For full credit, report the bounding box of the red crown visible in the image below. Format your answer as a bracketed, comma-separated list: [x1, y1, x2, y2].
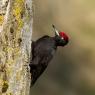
[59, 32, 69, 41]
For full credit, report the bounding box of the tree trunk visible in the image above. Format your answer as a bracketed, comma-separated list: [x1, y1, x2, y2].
[0, 0, 33, 95]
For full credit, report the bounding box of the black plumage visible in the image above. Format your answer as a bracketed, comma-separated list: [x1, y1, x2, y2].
[29, 25, 69, 86]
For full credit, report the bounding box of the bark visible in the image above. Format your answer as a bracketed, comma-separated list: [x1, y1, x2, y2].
[0, 0, 33, 95]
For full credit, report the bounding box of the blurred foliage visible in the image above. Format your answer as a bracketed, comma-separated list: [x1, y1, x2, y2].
[30, 0, 95, 95]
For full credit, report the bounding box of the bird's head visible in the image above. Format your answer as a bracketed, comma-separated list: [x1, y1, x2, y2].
[52, 25, 69, 46]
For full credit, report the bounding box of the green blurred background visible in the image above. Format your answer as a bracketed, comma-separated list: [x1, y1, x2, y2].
[30, 0, 95, 95]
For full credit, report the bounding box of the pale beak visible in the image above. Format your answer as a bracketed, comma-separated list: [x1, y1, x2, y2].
[52, 24, 59, 36]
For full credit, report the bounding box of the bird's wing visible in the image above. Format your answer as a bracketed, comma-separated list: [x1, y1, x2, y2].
[29, 56, 40, 68]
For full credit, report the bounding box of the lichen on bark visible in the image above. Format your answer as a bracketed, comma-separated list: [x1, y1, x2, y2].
[0, 0, 33, 95]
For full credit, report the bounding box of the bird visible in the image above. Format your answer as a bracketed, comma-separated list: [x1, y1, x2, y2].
[29, 25, 69, 86]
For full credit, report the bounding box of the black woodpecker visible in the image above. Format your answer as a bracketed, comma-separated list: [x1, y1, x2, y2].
[29, 25, 69, 86]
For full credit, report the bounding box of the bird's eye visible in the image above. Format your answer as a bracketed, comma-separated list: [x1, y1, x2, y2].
[61, 37, 64, 40]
